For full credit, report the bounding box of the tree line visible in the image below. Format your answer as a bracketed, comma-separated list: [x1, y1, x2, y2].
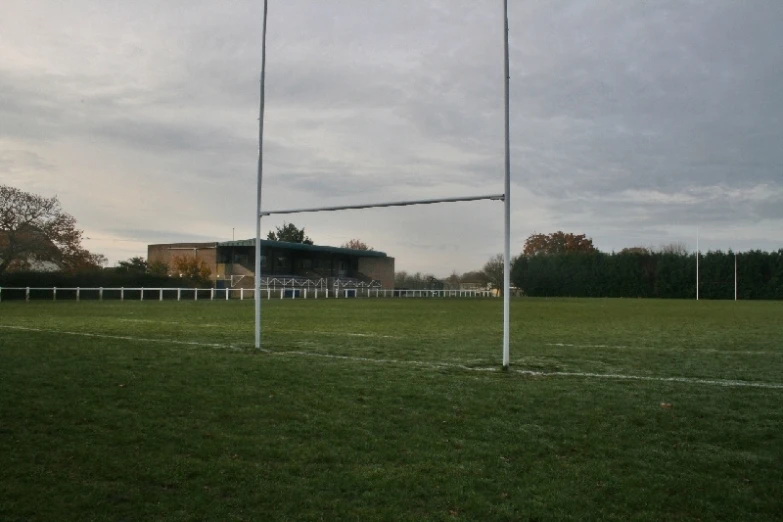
[509, 232, 782, 299]
[512, 248, 783, 299]
[4, 185, 781, 299]
[396, 232, 781, 300]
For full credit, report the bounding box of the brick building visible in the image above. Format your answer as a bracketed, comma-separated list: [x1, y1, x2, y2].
[147, 239, 395, 289]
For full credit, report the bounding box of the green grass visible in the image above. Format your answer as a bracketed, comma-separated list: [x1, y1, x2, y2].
[1, 298, 782, 521]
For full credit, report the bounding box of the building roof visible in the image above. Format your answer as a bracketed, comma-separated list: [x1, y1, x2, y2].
[218, 239, 388, 258]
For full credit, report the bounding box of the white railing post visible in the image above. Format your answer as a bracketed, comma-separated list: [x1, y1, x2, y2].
[226, 288, 230, 300]
[280, 288, 284, 299]
[121, 287, 124, 301]
[159, 288, 163, 301]
[76, 287, 80, 302]
[210, 288, 215, 301]
[26, 287, 30, 302]
[140, 288, 144, 301]
[177, 288, 181, 301]
[241, 288, 244, 300]
[194, 288, 198, 301]
[99, 287, 103, 301]
[53, 287, 57, 301]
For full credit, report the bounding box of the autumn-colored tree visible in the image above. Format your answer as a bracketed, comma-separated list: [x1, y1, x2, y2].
[0, 185, 105, 274]
[173, 255, 212, 286]
[341, 239, 373, 251]
[267, 222, 314, 244]
[522, 231, 597, 256]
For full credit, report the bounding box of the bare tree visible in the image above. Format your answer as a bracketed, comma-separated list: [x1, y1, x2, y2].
[0, 185, 104, 274]
[443, 270, 461, 289]
[482, 253, 505, 294]
[657, 242, 689, 255]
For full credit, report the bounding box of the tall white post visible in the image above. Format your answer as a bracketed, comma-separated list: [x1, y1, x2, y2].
[255, 0, 269, 350]
[734, 253, 738, 301]
[696, 227, 699, 301]
[502, 0, 511, 369]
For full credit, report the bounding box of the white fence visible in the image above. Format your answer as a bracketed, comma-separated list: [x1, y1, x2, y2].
[0, 286, 493, 302]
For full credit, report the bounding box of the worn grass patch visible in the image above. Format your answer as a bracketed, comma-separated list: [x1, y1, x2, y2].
[1, 298, 782, 521]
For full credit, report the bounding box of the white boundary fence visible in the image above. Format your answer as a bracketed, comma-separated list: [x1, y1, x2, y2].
[0, 286, 493, 302]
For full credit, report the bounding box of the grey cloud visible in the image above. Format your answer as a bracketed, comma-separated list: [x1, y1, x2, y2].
[507, 0, 783, 200]
[0, 149, 53, 174]
[107, 228, 219, 245]
[88, 117, 253, 155]
[553, 184, 783, 238]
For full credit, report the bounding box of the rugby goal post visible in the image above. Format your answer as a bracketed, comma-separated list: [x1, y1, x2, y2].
[254, 0, 513, 369]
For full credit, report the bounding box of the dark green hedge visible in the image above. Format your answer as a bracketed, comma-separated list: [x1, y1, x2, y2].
[511, 250, 783, 300]
[0, 270, 180, 289]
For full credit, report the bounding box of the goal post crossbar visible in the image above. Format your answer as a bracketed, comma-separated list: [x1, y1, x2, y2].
[259, 194, 505, 217]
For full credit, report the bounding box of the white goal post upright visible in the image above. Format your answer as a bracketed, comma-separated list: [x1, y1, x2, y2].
[254, 0, 268, 350]
[696, 227, 700, 301]
[734, 252, 738, 301]
[254, 1, 513, 368]
[502, 0, 511, 369]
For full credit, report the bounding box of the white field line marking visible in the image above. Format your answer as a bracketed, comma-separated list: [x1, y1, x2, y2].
[273, 349, 498, 373]
[277, 330, 401, 339]
[546, 342, 780, 356]
[116, 318, 222, 328]
[270, 350, 783, 389]
[2, 325, 782, 390]
[507, 369, 783, 389]
[548, 342, 629, 349]
[0, 325, 252, 352]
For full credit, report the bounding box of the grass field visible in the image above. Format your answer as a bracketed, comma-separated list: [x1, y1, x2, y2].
[1, 298, 782, 521]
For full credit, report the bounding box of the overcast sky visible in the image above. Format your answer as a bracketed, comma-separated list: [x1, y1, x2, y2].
[2, 0, 782, 275]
